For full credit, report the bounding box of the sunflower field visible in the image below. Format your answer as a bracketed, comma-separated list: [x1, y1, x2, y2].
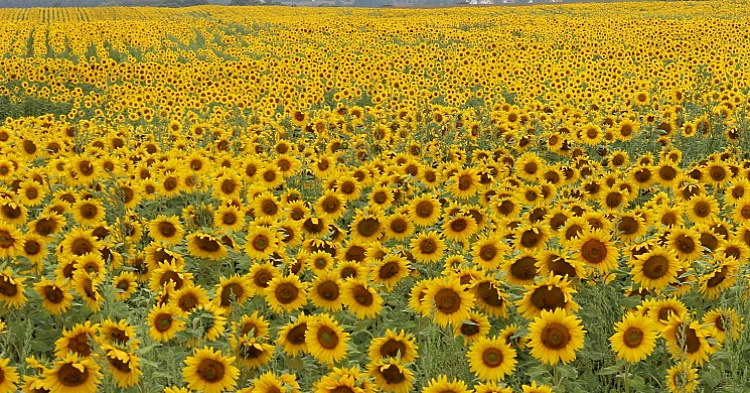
[0, 2, 749, 393]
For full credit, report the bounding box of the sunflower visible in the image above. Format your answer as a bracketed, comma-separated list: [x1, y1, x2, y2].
[368, 185, 395, 210]
[666, 227, 702, 262]
[315, 190, 347, 221]
[498, 253, 535, 285]
[528, 308, 586, 365]
[515, 152, 544, 182]
[471, 278, 509, 318]
[42, 354, 103, 393]
[685, 195, 719, 224]
[246, 262, 280, 296]
[0, 221, 23, 259]
[665, 361, 700, 393]
[703, 308, 742, 343]
[454, 311, 491, 345]
[231, 336, 275, 370]
[615, 212, 647, 243]
[59, 227, 102, 258]
[443, 214, 478, 243]
[698, 257, 737, 300]
[98, 319, 139, 349]
[368, 359, 414, 393]
[536, 249, 586, 280]
[567, 229, 619, 273]
[0, 358, 18, 393]
[102, 345, 142, 388]
[423, 375, 472, 393]
[306, 313, 350, 365]
[384, 212, 415, 241]
[663, 314, 714, 365]
[277, 314, 310, 357]
[112, 271, 138, 301]
[647, 297, 688, 329]
[609, 312, 658, 363]
[341, 279, 383, 319]
[215, 274, 251, 309]
[147, 303, 186, 342]
[213, 204, 246, 232]
[250, 372, 301, 393]
[187, 303, 228, 342]
[630, 246, 680, 290]
[516, 274, 579, 319]
[521, 381, 555, 393]
[408, 194, 442, 228]
[186, 232, 227, 261]
[264, 275, 308, 314]
[424, 276, 474, 329]
[27, 212, 66, 238]
[410, 231, 446, 263]
[251, 192, 283, 222]
[244, 225, 280, 262]
[350, 210, 384, 244]
[449, 168, 481, 200]
[467, 336, 517, 382]
[0, 201, 27, 226]
[0, 268, 26, 309]
[233, 311, 270, 341]
[70, 199, 105, 228]
[149, 260, 193, 293]
[17, 179, 46, 206]
[183, 347, 239, 393]
[368, 329, 419, 363]
[473, 381, 513, 393]
[370, 254, 410, 291]
[314, 366, 374, 393]
[34, 278, 73, 316]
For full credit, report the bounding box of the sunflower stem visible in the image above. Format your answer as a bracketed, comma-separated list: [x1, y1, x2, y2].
[623, 362, 631, 393]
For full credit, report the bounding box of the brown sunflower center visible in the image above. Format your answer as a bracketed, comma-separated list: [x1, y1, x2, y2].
[676, 325, 701, 354]
[0, 275, 18, 296]
[581, 239, 607, 265]
[530, 285, 566, 311]
[379, 261, 401, 280]
[693, 201, 711, 218]
[415, 201, 434, 219]
[618, 217, 638, 235]
[317, 327, 339, 349]
[157, 222, 176, 238]
[674, 235, 696, 254]
[659, 166, 677, 181]
[71, 237, 94, 256]
[220, 283, 244, 307]
[69, 333, 92, 357]
[352, 285, 374, 306]
[478, 244, 497, 262]
[541, 322, 571, 350]
[380, 364, 406, 384]
[460, 321, 481, 336]
[458, 174, 473, 191]
[252, 235, 269, 251]
[380, 339, 407, 359]
[390, 218, 408, 234]
[195, 236, 221, 253]
[79, 203, 98, 219]
[434, 288, 461, 314]
[275, 283, 299, 304]
[511, 256, 538, 280]
[707, 265, 730, 288]
[419, 238, 437, 255]
[197, 359, 225, 383]
[520, 230, 543, 249]
[44, 285, 64, 304]
[482, 347, 505, 367]
[287, 323, 307, 344]
[58, 363, 90, 387]
[154, 313, 173, 332]
[317, 280, 339, 301]
[357, 218, 380, 237]
[642, 255, 669, 279]
[450, 218, 468, 232]
[108, 353, 132, 373]
[476, 281, 504, 307]
[623, 327, 643, 348]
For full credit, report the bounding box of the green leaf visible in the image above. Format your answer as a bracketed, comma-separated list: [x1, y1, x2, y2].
[598, 365, 621, 376]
